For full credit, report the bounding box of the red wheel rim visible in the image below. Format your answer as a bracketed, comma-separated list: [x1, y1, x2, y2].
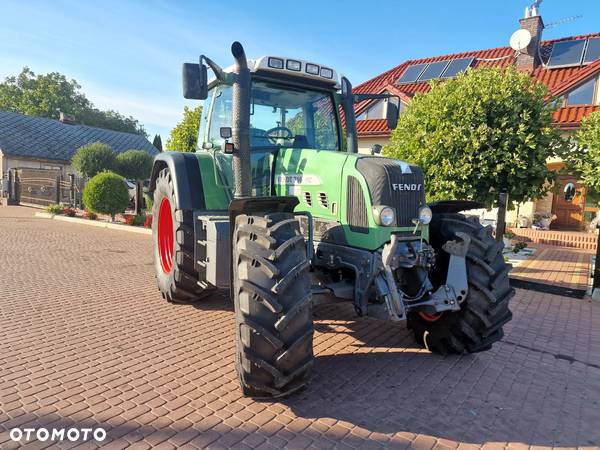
[419, 312, 443, 322]
[157, 197, 174, 273]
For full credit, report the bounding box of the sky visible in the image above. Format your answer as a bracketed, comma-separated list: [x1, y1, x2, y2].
[0, 0, 598, 141]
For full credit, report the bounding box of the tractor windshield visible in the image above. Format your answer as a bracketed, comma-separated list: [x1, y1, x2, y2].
[249, 81, 340, 151]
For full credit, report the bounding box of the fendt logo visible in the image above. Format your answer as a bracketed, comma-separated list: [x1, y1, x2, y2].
[392, 183, 422, 191]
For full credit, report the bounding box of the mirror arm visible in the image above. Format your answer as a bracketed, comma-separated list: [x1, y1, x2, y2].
[201, 55, 234, 84]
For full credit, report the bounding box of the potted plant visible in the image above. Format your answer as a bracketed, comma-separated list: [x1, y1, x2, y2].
[503, 231, 516, 249]
[517, 215, 530, 228]
[533, 212, 557, 230]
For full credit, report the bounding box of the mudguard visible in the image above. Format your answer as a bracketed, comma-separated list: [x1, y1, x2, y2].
[149, 152, 206, 210]
[429, 200, 484, 214]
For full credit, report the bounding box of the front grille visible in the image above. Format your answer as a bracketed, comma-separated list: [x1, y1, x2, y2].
[346, 176, 369, 233]
[356, 157, 425, 227]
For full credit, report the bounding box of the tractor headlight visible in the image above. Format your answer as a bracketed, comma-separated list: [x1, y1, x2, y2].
[373, 206, 396, 226]
[418, 206, 433, 225]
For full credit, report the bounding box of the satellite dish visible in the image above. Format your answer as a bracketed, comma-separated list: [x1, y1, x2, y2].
[510, 29, 532, 51]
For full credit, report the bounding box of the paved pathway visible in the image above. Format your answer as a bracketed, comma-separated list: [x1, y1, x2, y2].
[1, 206, 600, 449]
[509, 244, 594, 290]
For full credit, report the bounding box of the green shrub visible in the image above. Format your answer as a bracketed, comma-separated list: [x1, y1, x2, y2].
[82, 171, 129, 220]
[133, 214, 147, 226]
[72, 142, 118, 178]
[144, 193, 153, 211]
[116, 149, 153, 180]
[46, 204, 64, 214]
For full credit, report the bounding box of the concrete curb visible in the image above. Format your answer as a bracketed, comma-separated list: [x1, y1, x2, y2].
[34, 212, 152, 236]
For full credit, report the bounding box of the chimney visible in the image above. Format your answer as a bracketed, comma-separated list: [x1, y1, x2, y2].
[516, 6, 545, 72]
[59, 112, 76, 125]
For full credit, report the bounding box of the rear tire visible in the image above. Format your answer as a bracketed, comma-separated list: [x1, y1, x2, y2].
[233, 213, 314, 398]
[152, 168, 215, 303]
[409, 213, 514, 354]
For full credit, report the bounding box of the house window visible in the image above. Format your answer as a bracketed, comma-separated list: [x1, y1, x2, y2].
[357, 99, 385, 120]
[356, 97, 405, 120]
[565, 77, 598, 106]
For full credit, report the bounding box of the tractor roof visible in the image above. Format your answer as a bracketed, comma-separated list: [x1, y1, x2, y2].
[209, 56, 340, 89]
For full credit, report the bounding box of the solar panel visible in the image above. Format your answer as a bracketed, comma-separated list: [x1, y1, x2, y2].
[440, 58, 474, 78]
[398, 63, 428, 84]
[547, 39, 586, 68]
[418, 61, 450, 81]
[584, 37, 600, 64]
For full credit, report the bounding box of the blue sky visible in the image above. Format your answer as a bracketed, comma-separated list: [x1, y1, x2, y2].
[0, 0, 598, 140]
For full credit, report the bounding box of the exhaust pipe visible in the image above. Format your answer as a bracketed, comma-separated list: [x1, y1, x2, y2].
[231, 41, 251, 198]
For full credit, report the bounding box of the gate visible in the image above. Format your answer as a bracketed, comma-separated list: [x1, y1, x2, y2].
[14, 168, 84, 208]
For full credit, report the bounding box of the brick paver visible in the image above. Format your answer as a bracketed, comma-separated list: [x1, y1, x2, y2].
[1, 206, 599, 449]
[510, 244, 594, 290]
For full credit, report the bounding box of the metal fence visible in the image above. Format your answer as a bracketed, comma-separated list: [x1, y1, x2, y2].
[6, 168, 85, 208]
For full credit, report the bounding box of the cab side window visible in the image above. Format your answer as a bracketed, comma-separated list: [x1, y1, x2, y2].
[208, 85, 233, 149]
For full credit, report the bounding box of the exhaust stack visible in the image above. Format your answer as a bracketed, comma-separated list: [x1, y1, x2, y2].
[230, 41, 252, 198]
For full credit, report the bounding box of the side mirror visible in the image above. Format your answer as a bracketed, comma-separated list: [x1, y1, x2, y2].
[371, 144, 382, 155]
[564, 182, 576, 202]
[182, 62, 208, 100]
[386, 102, 399, 130]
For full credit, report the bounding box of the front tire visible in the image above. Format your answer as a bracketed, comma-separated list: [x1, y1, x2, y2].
[152, 168, 215, 303]
[233, 213, 314, 398]
[409, 213, 514, 354]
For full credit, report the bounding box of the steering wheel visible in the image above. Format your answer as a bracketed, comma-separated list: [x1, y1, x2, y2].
[265, 126, 293, 143]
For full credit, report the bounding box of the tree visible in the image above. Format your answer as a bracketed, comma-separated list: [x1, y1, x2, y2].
[116, 150, 154, 180]
[568, 111, 600, 297]
[152, 134, 163, 152]
[385, 66, 568, 208]
[0, 67, 147, 136]
[83, 171, 130, 221]
[568, 111, 600, 197]
[166, 106, 202, 152]
[72, 142, 118, 179]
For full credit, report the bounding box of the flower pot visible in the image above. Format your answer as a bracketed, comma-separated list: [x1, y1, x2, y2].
[540, 218, 552, 230]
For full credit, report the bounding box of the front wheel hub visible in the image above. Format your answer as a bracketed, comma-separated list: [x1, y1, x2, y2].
[157, 197, 174, 273]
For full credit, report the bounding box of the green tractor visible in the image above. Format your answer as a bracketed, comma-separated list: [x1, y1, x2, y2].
[150, 42, 514, 398]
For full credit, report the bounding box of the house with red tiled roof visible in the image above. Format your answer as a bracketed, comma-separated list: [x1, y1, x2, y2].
[354, 8, 599, 231]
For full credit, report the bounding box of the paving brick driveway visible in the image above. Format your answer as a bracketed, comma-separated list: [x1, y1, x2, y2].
[1, 206, 600, 449]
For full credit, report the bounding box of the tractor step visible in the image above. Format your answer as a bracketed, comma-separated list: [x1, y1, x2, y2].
[194, 214, 231, 288]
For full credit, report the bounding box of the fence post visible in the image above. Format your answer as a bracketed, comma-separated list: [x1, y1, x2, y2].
[55, 175, 61, 204]
[69, 174, 75, 207]
[135, 180, 143, 215]
[7, 170, 13, 202]
[496, 192, 508, 242]
[593, 227, 600, 301]
[12, 169, 20, 204]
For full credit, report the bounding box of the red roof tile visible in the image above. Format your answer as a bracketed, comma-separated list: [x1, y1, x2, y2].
[355, 119, 389, 136]
[356, 32, 600, 137]
[553, 105, 600, 129]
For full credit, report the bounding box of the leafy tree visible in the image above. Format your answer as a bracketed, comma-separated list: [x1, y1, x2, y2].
[568, 111, 600, 198]
[72, 142, 118, 178]
[0, 67, 146, 136]
[152, 134, 163, 152]
[83, 171, 130, 221]
[385, 66, 568, 207]
[116, 149, 154, 180]
[166, 106, 202, 152]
